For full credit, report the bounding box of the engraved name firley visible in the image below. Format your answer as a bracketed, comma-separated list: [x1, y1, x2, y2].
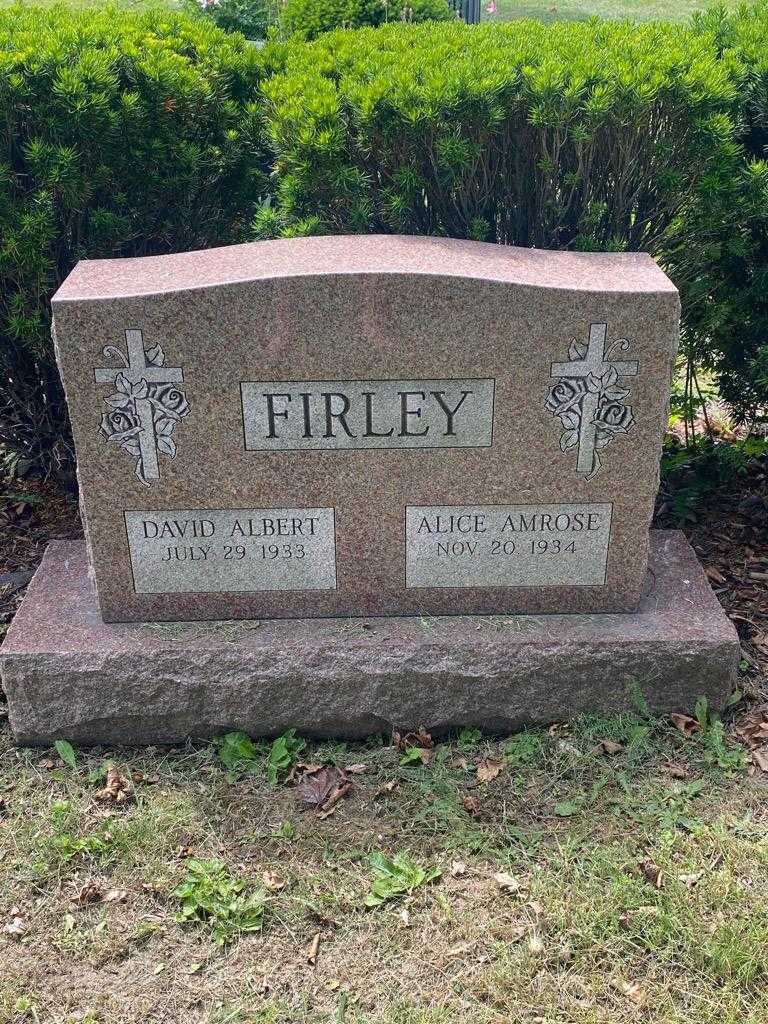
[240, 378, 495, 451]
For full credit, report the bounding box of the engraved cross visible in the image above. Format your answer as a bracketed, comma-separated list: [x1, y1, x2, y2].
[550, 323, 638, 477]
[95, 328, 183, 482]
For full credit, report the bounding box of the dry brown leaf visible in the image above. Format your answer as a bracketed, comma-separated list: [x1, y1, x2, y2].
[345, 763, 368, 774]
[548, 723, 570, 738]
[594, 739, 624, 756]
[75, 881, 103, 905]
[373, 779, 397, 800]
[677, 872, 703, 889]
[103, 888, 128, 903]
[392, 727, 434, 752]
[447, 941, 473, 956]
[639, 859, 664, 888]
[450, 861, 467, 877]
[737, 710, 768, 750]
[307, 932, 321, 965]
[95, 765, 134, 805]
[621, 981, 648, 1006]
[3, 913, 25, 939]
[296, 765, 352, 813]
[751, 747, 768, 773]
[476, 759, 504, 784]
[262, 870, 286, 891]
[493, 872, 521, 892]
[322, 781, 352, 812]
[670, 713, 700, 738]
[527, 900, 544, 916]
[705, 566, 726, 585]
[462, 795, 482, 816]
[286, 762, 323, 783]
[413, 727, 435, 749]
[664, 760, 690, 779]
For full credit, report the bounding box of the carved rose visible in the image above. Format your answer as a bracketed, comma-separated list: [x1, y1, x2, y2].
[545, 328, 636, 480]
[96, 335, 190, 486]
[594, 399, 634, 433]
[100, 407, 141, 441]
[148, 383, 190, 419]
[545, 378, 588, 415]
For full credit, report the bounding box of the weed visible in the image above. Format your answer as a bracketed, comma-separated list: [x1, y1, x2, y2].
[266, 729, 306, 784]
[53, 740, 77, 771]
[457, 727, 482, 749]
[553, 798, 584, 817]
[86, 763, 108, 786]
[173, 858, 265, 945]
[214, 729, 306, 784]
[215, 731, 262, 782]
[400, 746, 426, 767]
[572, 711, 650, 748]
[700, 718, 748, 772]
[612, 778, 708, 832]
[49, 830, 113, 866]
[311, 740, 349, 764]
[695, 695, 711, 732]
[503, 731, 546, 768]
[630, 682, 653, 719]
[364, 852, 441, 908]
[690, 698, 748, 773]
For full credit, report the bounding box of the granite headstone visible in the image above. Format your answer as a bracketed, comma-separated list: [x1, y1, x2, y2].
[0, 235, 740, 745]
[50, 235, 676, 621]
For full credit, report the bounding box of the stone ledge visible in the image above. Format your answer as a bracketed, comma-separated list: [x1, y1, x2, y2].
[0, 533, 739, 746]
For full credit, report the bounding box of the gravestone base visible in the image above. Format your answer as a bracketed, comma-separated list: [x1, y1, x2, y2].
[1, 533, 739, 747]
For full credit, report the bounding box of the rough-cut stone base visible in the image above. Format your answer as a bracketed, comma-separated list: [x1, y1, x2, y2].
[0, 533, 739, 746]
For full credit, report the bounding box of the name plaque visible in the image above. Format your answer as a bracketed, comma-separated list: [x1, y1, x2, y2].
[405, 503, 613, 589]
[240, 378, 495, 451]
[124, 508, 337, 594]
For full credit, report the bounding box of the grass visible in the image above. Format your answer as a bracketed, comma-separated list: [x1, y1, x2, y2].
[483, 0, 752, 23]
[0, 0, 166, 7]
[0, 709, 766, 1024]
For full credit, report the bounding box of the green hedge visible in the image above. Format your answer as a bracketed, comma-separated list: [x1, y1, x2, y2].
[0, 4, 266, 478]
[3, 4, 768, 478]
[255, 20, 738, 251]
[665, 2, 768, 426]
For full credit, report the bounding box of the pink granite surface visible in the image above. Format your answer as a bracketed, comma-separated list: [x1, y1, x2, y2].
[51, 235, 679, 622]
[54, 235, 677, 300]
[0, 534, 738, 745]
